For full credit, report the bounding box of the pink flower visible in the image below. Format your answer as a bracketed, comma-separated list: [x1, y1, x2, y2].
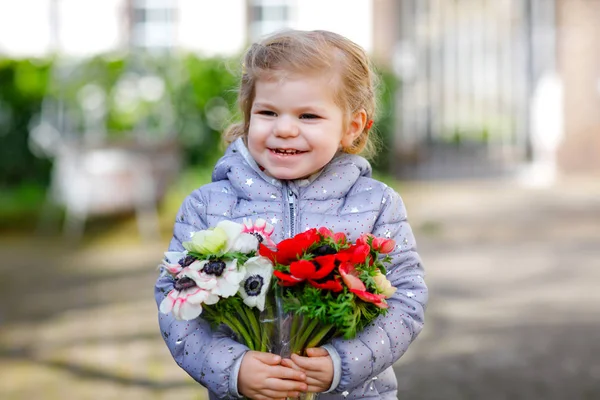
[339, 262, 388, 309]
[242, 218, 276, 248]
[372, 237, 395, 254]
[357, 234, 395, 254]
[318, 227, 347, 244]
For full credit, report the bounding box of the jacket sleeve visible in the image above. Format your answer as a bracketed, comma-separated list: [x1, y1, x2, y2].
[155, 189, 248, 399]
[330, 186, 428, 393]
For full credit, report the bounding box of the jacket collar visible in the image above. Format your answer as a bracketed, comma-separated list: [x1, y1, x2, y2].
[212, 138, 373, 199]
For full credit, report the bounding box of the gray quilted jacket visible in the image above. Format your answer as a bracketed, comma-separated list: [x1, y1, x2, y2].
[155, 138, 428, 399]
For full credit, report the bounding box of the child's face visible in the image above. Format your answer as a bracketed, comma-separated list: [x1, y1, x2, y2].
[247, 73, 361, 180]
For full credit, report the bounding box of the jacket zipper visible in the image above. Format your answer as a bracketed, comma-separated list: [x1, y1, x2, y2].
[286, 186, 297, 238]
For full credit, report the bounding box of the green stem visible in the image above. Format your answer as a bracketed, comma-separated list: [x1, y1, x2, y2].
[222, 314, 255, 350]
[305, 323, 334, 349]
[289, 316, 309, 354]
[244, 307, 262, 348]
[294, 317, 320, 355]
[289, 312, 301, 345]
[236, 306, 257, 350]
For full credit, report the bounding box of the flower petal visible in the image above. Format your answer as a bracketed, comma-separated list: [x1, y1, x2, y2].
[161, 260, 183, 275]
[289, 260, 316, 280]
[231, 232, 259, 253]
[274, 270, 303, 285]
[309, 278, 343, 292]
[176, 297, 204, 320]
[350, 289, 388, 308]
[310, 255, 336, 280]
[339, 262, 366, 291]
[183, 228, 228, 255]
[373, 237, 395, 254]
[159, 290, 178, 314]
[318, 227, 334, 239]
[238, 256, 273, 311]
[164, 251, 187, 264]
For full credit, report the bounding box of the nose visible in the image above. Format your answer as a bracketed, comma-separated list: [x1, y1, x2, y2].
[273, 115, 299, 138]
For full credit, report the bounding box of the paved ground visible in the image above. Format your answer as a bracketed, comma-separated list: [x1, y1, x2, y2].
[0, 177, 598, 399]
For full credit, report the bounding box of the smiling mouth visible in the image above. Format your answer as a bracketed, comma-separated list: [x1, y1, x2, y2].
[269, 148, 306, 155]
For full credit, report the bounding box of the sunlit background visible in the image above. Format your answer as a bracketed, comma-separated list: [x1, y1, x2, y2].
[0, 1, 598, 399]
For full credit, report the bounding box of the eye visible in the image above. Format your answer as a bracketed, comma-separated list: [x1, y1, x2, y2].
[256, 110, 277, 117]
[299, 113, 320, 120]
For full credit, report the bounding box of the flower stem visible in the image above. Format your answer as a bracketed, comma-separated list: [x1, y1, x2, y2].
[222, 314, 255, 350]
[293, 317, 320, 355]
[305, 323, 334, 349]
[236, 306, 257, 350]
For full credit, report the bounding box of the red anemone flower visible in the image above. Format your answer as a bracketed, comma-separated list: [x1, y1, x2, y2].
[336, 244, 370, 265]
[273, 255, 342, 292]
[260, 229, 320, 265]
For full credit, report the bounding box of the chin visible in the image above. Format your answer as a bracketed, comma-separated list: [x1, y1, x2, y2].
[268, 169, 307, 181]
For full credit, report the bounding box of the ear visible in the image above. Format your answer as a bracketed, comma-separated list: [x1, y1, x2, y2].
[341, 109, 367, 148]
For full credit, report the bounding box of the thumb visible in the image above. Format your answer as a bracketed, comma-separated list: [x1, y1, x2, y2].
[305, 347, 329, 357]
[250, 351, 282, 365]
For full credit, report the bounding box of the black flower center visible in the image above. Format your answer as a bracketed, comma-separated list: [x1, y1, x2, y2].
[174, 276, 197, 291]
[313, 245, 337, 256]
[203, 260, 226, 276]
[251, 232, 264, 243]
[244, 275, 264, 296]
[178, 255, 196, 267]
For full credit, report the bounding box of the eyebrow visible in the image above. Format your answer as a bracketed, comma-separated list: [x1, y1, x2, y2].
[252, 102, 274, 109]
[252, 102, 328, 114]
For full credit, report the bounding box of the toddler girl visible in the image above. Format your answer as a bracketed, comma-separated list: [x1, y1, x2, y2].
[155, 29, 428, 399]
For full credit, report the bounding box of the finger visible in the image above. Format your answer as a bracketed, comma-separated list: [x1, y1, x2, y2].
[306, 347, 329, 357]
[270, 364, 307, 381]
[250, 351, 282, 365]
[281, 358, 303, 371]
[290, 353, 324, 370]
[307, 383, 328, 393]
[264, 377, 308, 394]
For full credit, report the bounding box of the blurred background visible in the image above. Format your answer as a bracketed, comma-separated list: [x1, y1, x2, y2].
[0, 0, 598, 399]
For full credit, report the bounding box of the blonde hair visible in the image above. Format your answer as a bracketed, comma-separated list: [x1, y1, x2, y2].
[223, 29, 380, 158]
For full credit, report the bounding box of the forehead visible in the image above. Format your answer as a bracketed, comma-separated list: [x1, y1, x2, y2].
[253, 71, 342, 104]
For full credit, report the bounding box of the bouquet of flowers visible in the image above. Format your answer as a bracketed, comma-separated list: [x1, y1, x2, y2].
[159, 219, 276, 352]
[259, 227, 397, 399]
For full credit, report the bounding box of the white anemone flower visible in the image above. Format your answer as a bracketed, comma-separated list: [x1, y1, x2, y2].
[160, 287, 219, 320]
[238, 256, 273, 311]
[160, 270, 220, 321]
[159, 251, 189, 275]
[183, 221, 259, 256]
[217, 220, 259, 253]
[189, 258, 246, 298]
[242, 218, 276, 248]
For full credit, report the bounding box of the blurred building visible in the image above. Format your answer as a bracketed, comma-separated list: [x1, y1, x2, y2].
[0, 0, 597, 181]
[374, 0, 600, 182]
[0, 0, 372, 57]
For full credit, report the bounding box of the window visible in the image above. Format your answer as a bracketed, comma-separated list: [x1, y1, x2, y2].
[129, 0, 175, 49]
[249, 0, 296, 42]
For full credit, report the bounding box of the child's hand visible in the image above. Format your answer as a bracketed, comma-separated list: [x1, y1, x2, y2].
[238, 351, 308, 400]
[283, 347, 334, 393]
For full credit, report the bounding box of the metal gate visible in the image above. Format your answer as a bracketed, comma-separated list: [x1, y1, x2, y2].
[393, 0, 557, 180]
